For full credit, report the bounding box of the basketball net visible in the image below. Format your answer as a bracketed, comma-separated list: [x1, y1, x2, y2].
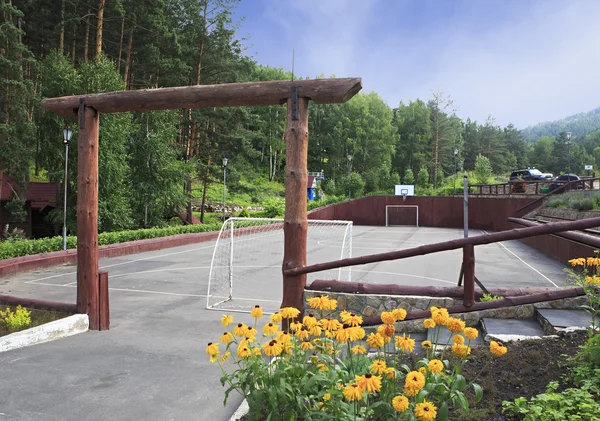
[402, 193, 407, 202]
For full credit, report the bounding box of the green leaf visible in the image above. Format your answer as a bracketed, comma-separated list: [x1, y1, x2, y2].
[438, 402, 449, 421]
[473, 383, 484, 403]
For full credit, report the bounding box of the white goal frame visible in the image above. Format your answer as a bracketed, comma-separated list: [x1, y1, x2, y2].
[206, 217, 353, 312]
[385, 205, 419, 227]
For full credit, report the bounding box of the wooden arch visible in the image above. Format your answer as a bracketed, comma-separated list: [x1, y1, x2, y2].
[42, 78, 362, 330]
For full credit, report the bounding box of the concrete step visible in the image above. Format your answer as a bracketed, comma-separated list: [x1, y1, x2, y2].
[536, 308, 596, 335]
[481, 318, 546, 342]
[426, 326, 484, 346]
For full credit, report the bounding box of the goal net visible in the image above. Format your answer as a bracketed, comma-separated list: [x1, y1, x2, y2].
[386, 205, 419, 227]
[206, 218, 353, 313]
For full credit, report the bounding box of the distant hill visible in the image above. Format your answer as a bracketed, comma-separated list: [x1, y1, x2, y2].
[520, 106, 600, 142]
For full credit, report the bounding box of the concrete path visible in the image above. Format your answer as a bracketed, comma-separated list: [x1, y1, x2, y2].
[0, 226, 568, 420]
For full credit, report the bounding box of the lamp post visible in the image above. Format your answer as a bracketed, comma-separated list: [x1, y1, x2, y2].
[453, 148, 458, 196]
[566, 132, 572, 173]
[62, 128, 73, 250]
[222, 157, 228, 221]
[347, 154, 353, 200]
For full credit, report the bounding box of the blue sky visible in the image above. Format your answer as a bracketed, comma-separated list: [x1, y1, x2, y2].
[233, 0, 600, 129]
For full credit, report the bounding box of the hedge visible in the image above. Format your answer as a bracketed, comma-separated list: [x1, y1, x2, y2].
[0, 223, 222, 261]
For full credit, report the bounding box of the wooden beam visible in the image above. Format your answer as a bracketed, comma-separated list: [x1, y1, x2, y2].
[41, 78, 362, 117]
[281, 96, 309, 317]
[0, 294, 77, 313]
[462, 245, 475, 307]
[76, 105, 100, 330]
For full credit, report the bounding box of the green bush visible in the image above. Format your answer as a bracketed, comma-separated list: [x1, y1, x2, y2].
[237, 207, 251, 218]
[545, 191, 600, 211]
[0, 223, 221, 261]
[0, 305, 31, 330]
[263, 197, 285, 218]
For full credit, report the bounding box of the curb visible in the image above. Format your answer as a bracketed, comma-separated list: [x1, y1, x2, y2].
[228, 399, 249, 421]
[0, 314, 89, 353]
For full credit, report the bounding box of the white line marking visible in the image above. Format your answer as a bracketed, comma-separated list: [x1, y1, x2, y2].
[480, 230, 559, 288]
[351, 269, 455, 285]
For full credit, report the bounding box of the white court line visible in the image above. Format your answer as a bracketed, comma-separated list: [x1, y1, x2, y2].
[480, 230, 559, 288]
[351, 269, 455, 285]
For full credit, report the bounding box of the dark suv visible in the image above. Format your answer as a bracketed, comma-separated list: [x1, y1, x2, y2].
[549, 174, 581, 192]
[509, 169, 545, 181]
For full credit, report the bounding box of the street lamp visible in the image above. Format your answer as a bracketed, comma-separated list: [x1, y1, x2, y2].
[453, 148, 458, 196]
[566, 132, 572, 173]
[62, 128, 73, 250]
[347, 155, 353, 200]
[222, 157, 228, 221]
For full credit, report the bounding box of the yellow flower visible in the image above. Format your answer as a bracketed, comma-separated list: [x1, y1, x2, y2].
[205, 342, 219, 357]
[421, 340, 433, 349]
[418, 367, 427, 375]
[452, 335, 465, 345]
[392, 395, 409, 412]
[309, 324, 322, 337]
[348, 326, 366, 341]
[317, 363, 329, 372]
[447, 317, 466, 333]
[220, 351, 231, 362]
[586, 275, 600, 284]
[253, 347, 262, 357]
[464, 327, 478, 340]
[341, 312, 363, 327]
[378, 324, 395, 338]
[423, 318, 436, 329]
[233, 323, 247, 337]
[342, 383, 364, 401]
[490, 340, 508, 357]
[282, 342, 294, 355]
[209, 353, 219, 363]
[245, 326, 258, 340]
[428, 359, 444, 373]
[404, 370, 426, 392]
[220, 332, 234, 344]
[289, 321, 303, 332]
[395, 334, 415, 353]
[356, 373, 381, 393]
[430, 307, 449, 326]
[335, 326, 350, 343]
[320, 318, 342, 331]
[323, 393, 331, 402]
[295, 326, 309, 341]
[452, 343, 471, 358]
[392, 308, 407, 321]
[381, 311, 396, 325]
[263, 339, 283, 357]
[414, 399, 437, 421]
[303, 313, 318, 328]
[352, 345, 366, 355]
[384, 367, 396, 379]
[221, 314, 233, 327]
[307, 296, 325, 309]
[270, 312, 282, 323]
[300, 341, 314, 351]
[277, 331, 292, 344]
[370, 359, 387, 374]
[587, 257, 600, 266]
[322, 297, 338, 311]
[263, 322, 279, 335]
[568, 257, 586, 267]
[250, 305, 263, 319]
[280, 307, 300, 319]
[366, 332, 385, 349]
[237, 345, 251, 358]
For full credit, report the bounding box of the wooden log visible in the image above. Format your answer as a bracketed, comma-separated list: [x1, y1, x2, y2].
[463, 245, 475, 307]
[77, 105, 100, 330]
[0, 295, 77, 313]
[306, 280, 558, 299]
[98, 271, 110, 331]
[41, 78, 362, 117]
[281, 96, 309, 318]
[285, 216, 600, 276]
[508, 217, 600, 249]
[361, 286, 586, 326]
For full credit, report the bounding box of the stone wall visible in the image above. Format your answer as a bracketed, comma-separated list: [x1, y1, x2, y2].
[304, 290, 587, 333]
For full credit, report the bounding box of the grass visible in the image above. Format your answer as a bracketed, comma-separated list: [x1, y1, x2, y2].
[192, 175, 285, 207]
[0, 306, 72, 337]
[545, 191, 600, 211]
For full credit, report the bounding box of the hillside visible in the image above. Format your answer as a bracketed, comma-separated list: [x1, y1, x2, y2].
[520, 106, 600, 142]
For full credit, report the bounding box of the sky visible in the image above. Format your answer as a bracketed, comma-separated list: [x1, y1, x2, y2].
[232, 0, 600, 129]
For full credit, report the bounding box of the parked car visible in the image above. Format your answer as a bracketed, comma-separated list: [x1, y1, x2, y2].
[509, 169, 546, 181]
[541, 173, 554, 180]
[549, 174, 581, 192]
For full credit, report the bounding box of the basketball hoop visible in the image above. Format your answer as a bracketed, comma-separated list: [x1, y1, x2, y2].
[402, 193, 407, 202]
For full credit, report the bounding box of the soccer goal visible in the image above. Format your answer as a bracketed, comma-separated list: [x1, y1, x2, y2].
[206, 218, 353, 313]
[386, 205, 419, 227]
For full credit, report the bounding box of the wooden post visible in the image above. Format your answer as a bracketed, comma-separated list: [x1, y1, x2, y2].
[98, 271, 110, 330]
[281, 94, 309, 317]
[77, 105, 100, 330]
[462, 244, 475, 307]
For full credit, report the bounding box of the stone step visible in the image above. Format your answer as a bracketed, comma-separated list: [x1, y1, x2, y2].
[481, 318, 546, 342]
[536, 308, 596, 335]
[426, 326, 484, 346]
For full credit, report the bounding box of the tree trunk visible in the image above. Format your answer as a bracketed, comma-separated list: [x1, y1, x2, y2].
[117, 15, 125, 72]
[84, 8, 90, 61]
[124, 10, 135, 89]
[95, 0, 105, 59]
[59, 0, 65, 54]
[200, 124, 215, 223]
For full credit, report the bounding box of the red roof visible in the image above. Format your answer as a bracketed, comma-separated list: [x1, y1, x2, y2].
[0, 172, 58, 207]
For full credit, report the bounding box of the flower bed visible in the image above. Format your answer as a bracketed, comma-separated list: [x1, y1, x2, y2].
[0, 305, 72, 337]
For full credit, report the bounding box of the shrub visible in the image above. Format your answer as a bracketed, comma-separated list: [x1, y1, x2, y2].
[404, 168, 415, 185]
[480, 293, 503, 302]
[263, 197, 285, 218]
[0, 305, 31, 330]
[238, 208, 251, 218]
[474, 154, 493, 184]
[417, 167, 429, 189]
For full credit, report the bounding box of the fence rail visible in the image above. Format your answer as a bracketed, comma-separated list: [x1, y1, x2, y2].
[470, 177, 600, 196]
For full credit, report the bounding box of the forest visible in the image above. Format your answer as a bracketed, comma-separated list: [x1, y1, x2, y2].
[2, 0, 600, 236]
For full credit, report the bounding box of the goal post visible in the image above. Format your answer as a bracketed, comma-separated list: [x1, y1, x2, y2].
[386, 205, 419, 227]
[206, 218, 353, 313]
